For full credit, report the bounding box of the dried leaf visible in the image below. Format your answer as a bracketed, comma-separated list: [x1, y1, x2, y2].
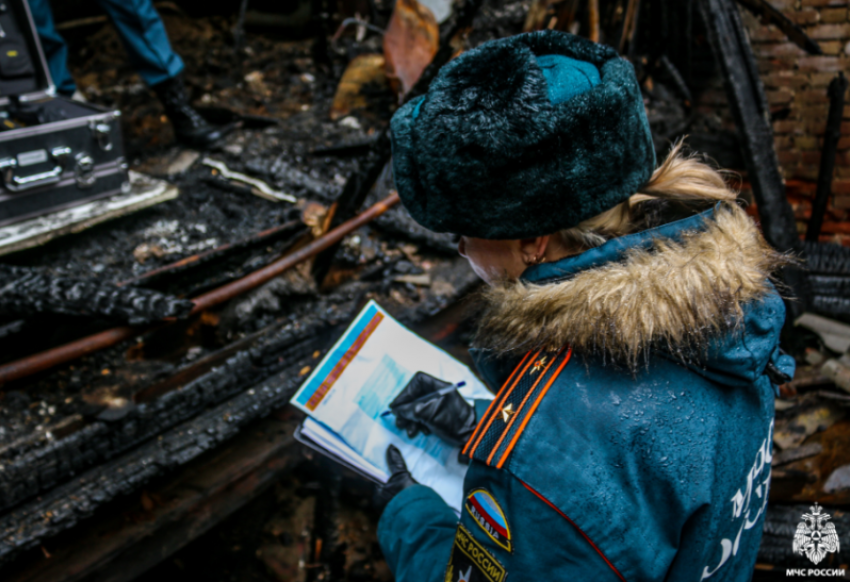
[383, 0, 439, 96]
[330, 54, 387, 120]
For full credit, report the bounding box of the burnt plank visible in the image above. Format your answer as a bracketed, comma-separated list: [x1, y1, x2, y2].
[698, 0, 808, 316]
[734, 0, 822, 55]
[2, 415, 303, 582]
[698, 0, 797, 252]
[0, 265, 194, 325]
[0, 317, 334, 513]
[807, 73, 848, 243]
[0, 338, 329, 565]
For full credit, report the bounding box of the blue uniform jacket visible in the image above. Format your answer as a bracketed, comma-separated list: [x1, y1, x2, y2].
[377, 204, 794, 582]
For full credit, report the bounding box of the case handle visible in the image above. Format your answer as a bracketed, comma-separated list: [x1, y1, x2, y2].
[0, 146, 71, 192]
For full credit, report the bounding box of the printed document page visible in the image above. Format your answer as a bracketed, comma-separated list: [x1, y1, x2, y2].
[291, 300, 492, 512]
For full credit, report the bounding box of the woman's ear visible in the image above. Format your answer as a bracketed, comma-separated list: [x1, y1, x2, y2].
[519, 236, 550, 265]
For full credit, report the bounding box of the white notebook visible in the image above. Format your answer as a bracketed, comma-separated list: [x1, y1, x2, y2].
[290, 300, 492, 513]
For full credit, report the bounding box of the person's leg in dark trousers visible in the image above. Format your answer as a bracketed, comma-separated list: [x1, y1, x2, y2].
[27, 0, 76, 96]
[95, 0, 233, 148]
[93, 0, 182, 86]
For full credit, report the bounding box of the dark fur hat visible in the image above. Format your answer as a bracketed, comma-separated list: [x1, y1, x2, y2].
[390, 31, 655, 239]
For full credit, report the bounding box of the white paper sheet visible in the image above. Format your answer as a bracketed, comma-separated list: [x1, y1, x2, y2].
[291, 300, 492, 512]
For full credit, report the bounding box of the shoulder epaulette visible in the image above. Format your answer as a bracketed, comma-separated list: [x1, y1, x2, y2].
[462, 345, 573, 469]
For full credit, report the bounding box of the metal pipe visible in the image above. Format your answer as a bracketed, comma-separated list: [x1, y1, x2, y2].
[0, 193, 400, 387]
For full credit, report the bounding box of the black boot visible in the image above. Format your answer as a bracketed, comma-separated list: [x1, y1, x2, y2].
[152, 74, 235, 149]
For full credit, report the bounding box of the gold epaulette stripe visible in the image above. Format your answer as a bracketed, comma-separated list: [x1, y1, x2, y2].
[462, 350, 536, 458]
[485, 347, 565, 466]
[496, 346, 573, 469]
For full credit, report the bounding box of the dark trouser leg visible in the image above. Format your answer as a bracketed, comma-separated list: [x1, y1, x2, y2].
[96, 0, 234, 148]
[94, 0, 183, 86]
[27, 0, 76, 95]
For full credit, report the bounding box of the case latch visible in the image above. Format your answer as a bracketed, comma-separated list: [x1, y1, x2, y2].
[74, 153, 96, 189]
[0, 146, 71, 192]
[90, 120, 114, 152]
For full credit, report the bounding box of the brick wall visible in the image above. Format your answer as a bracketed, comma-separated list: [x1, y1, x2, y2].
[741, 0, 850, 244]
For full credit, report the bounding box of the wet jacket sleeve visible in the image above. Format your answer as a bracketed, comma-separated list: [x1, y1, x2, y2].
[454, 461, 626, 582]
[377, 484, 457, 582]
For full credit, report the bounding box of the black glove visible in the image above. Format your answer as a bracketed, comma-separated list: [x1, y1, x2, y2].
[390, 372, 476, 448]
[373, 445, 418, 511]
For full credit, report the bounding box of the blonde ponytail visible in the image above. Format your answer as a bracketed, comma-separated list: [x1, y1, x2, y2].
[558, 142, 739, 253]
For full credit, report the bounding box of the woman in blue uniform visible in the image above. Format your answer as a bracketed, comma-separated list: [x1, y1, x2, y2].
[374, 30, 794, 582]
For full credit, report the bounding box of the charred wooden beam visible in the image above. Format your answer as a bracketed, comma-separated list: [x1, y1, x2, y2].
[802, 241, 850, 275]
[699, 0, 797, 251]
[233, 0, 251, 53]
[246, 156, 341, 202]
[808, 275, 850, 298]
[734, 0, 822, 56]
[0, 342, 329, 566]
[811, 296, 850, 317]
[1, 415, 303, 582]
[117, 219, 306, 291]
[618, 0, 640, 54]
[0, 318, 336, 514]
[308, 469, 343, 582]
[699, 0, 807, 317]
[588, 0, 600, 42]
[0, 266, 193, 325]
[807, 72, 848, 243]
[309, 137, 379, 158]
[658, 54, 692, 108]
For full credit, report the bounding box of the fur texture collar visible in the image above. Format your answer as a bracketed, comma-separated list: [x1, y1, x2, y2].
[474, 204, 789, 368]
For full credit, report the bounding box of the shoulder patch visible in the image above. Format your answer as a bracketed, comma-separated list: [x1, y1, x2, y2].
[445, 524, 507, 582]
[465, 489, 511, 552]
[462, 346, 573, 469]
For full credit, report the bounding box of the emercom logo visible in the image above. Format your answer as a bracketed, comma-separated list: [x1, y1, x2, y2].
[793, 503, 841, 565]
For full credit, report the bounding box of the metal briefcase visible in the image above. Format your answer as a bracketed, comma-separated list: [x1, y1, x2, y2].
[0, 0, 128, 226]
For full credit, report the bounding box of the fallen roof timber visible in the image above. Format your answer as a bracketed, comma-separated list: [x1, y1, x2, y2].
[698, 0, 808, 317]
[1, 414, 303, 582]
[698, 0, 798, 253]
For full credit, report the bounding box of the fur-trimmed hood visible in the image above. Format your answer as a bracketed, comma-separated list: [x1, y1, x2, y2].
[474, 203, 791, 372]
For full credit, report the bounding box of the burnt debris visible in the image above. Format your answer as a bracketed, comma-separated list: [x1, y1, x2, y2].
[0, 265, 194, 325]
